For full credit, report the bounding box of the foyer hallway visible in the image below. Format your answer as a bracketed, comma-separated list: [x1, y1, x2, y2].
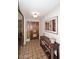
[19, 39, 48, 59]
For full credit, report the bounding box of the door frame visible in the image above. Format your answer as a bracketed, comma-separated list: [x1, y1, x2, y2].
[29, 21, 39, 40]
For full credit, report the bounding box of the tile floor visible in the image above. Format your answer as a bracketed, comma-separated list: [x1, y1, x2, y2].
[19, 39, 48, 59]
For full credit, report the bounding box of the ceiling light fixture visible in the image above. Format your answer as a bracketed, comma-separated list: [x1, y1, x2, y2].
[32, 11, 39, 18]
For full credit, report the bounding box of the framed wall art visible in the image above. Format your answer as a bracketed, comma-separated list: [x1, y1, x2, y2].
[45, 16, 58, 34]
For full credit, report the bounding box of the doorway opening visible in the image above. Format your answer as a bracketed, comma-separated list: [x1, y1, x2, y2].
[27, 21, 39, 40]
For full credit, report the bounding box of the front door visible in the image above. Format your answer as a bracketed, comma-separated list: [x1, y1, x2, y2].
[30, 22, 39, 40]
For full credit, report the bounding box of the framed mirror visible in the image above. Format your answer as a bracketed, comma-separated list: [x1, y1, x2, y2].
[45, 16, 58, 34]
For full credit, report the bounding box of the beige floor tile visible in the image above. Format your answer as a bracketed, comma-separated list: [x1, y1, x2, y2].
[32, 55, 37, 59]
[29, 56, 32, 59]
[24, 54, 29, 58]
[38, 57, 43, 59]
[19, 40, 48, 59]
[42, 56, 48, 59]
[28, 53, 33, 57]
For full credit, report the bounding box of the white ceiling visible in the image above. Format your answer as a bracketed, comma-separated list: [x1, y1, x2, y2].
[19, 0, 60, 19]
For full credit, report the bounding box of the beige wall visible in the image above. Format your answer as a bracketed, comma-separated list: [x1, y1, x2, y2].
[40, 4, 60, 43]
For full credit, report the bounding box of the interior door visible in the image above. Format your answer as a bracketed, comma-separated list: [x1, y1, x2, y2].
[30, 22, 39, 40]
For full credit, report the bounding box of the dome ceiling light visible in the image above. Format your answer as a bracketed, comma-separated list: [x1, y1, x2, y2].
[32, 12, 39, 18]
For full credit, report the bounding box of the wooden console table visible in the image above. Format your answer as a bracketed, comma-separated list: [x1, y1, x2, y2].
[40, 36, 59, 59]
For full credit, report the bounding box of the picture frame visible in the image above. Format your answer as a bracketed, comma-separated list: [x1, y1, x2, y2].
[45, 16, 58, 34]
